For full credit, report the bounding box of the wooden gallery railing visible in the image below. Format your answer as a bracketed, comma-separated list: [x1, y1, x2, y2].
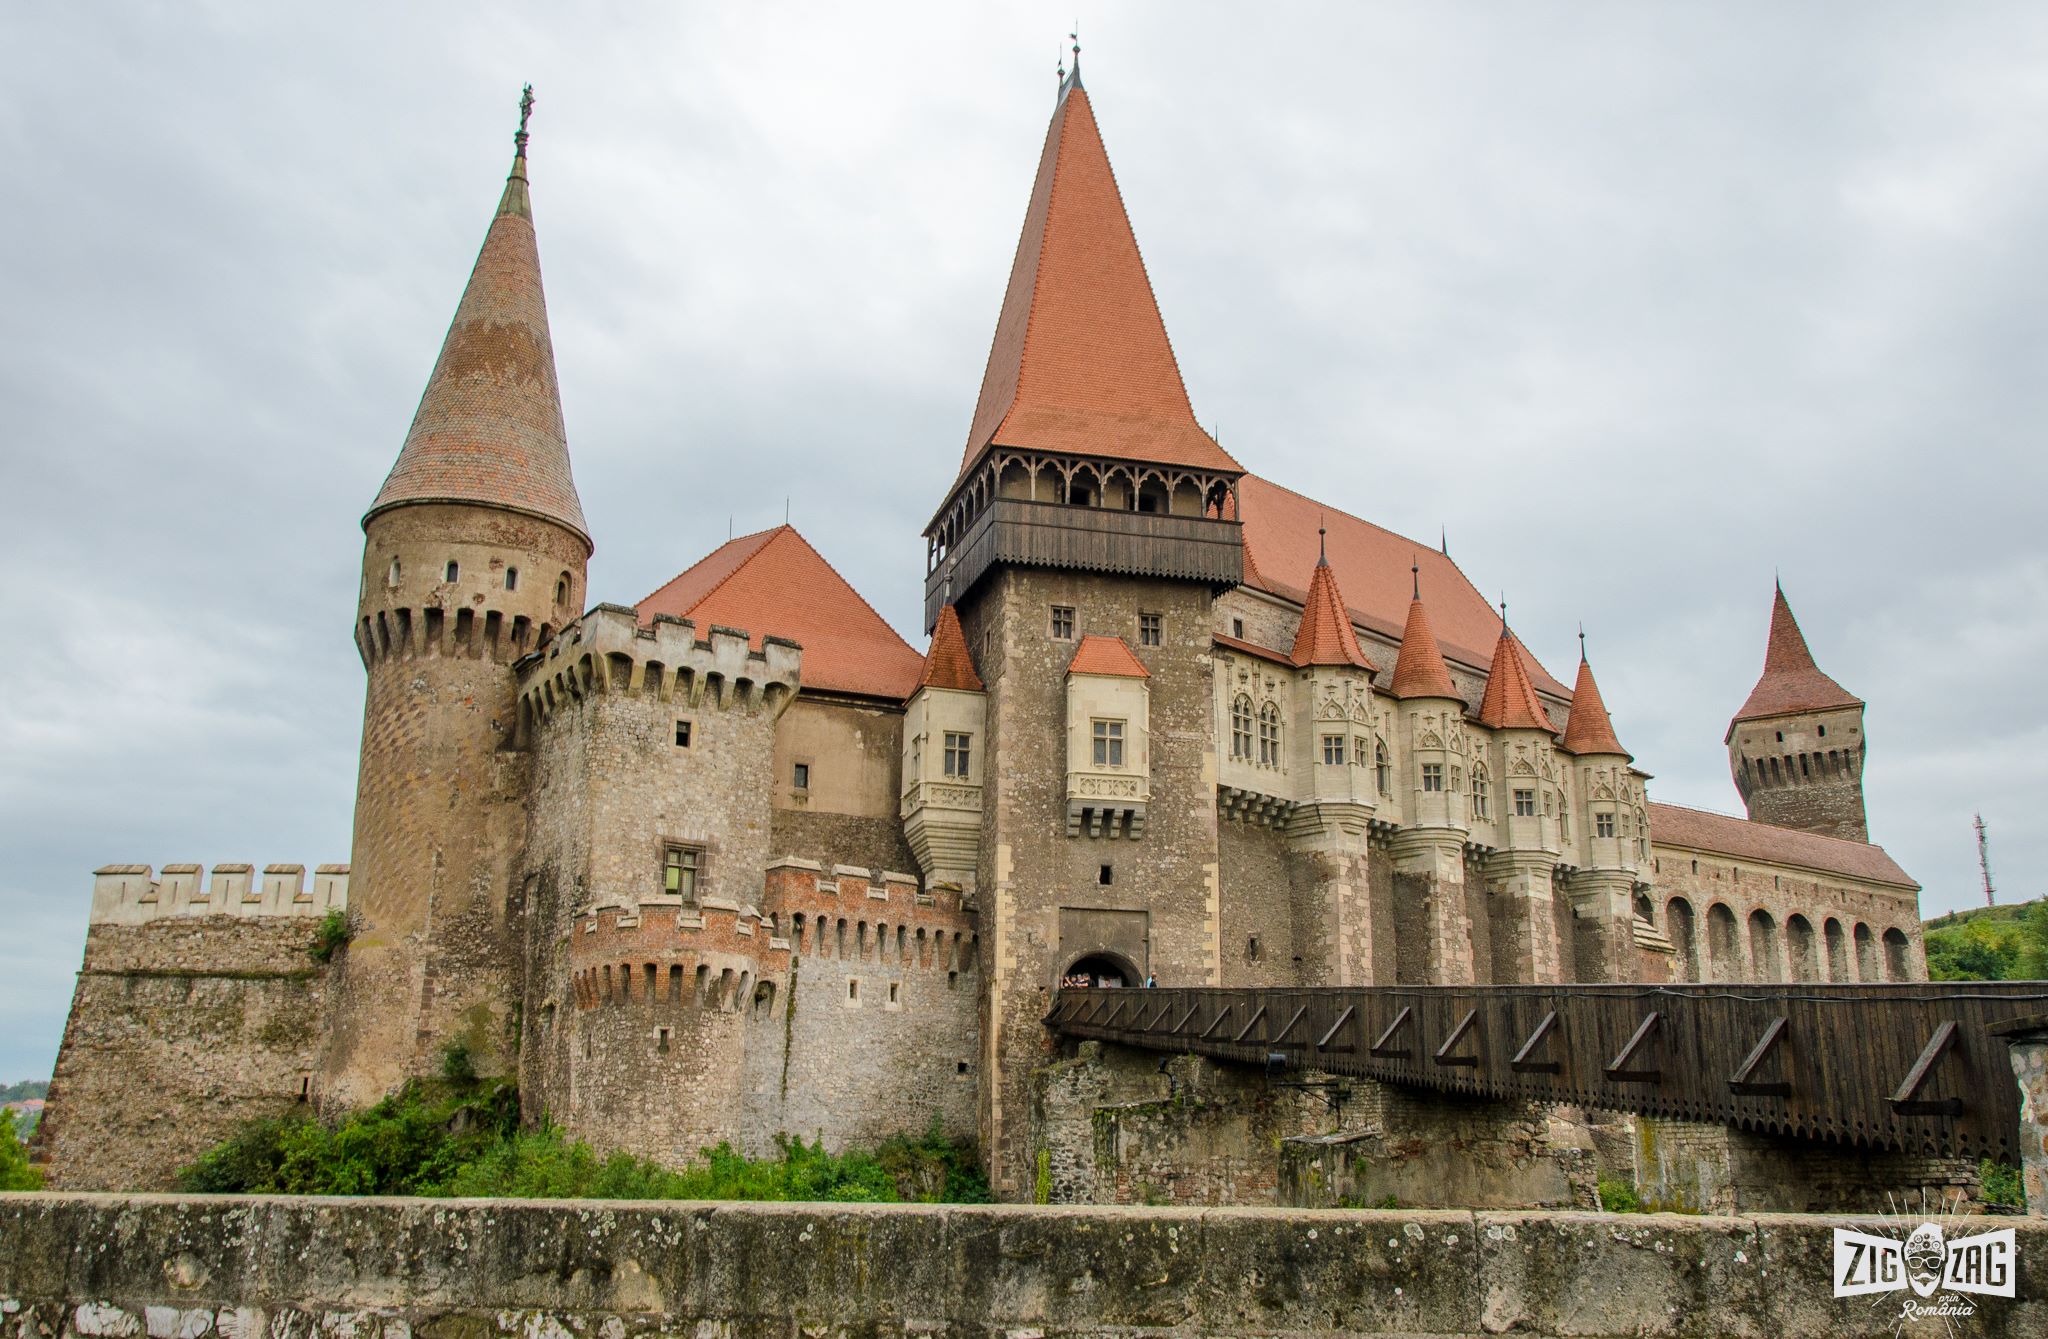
[1048, 982, 2048, 1162]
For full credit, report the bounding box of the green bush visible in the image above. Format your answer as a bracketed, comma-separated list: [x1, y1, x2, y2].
[1597, 1173, 1641, 1213]
[1980, 1159, 2025, 1211]
[307, 909, 352, 965]
[0, 1109, 43, 1191]
[176, 1083, 987, 1205]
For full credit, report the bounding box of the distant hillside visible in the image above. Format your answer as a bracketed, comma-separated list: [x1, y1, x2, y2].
[0, 1080, 46, 1104]
[1923, 898, 2047, 980]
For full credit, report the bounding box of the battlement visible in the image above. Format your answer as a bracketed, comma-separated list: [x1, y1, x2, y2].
[764, 858, 979, 974]
[518, 604, 801, 730]
[356, 599, 563, 668]
[88, 862, 347, 926]
[569, 898, 791, 1013]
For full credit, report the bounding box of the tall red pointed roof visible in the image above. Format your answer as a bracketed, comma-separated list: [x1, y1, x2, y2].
[918, 605, 984, 693]
[368, 135, 590, 548]
[1290, 549, 1375, 671]
[1559, 652, 1629, 758]
[1730, 584, 1861, 728]
[1067, 634, 1150, 678]
[958, 76, 1239, 482]
[1388, 582, 1463, 702]
[1475, 628, 1557, 732]
[637, 526, 923, 700]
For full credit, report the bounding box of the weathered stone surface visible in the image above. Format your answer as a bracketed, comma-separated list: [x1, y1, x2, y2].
[3, 1195, 2046, 1338]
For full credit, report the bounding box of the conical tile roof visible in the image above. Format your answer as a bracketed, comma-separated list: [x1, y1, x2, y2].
[958, 75, 1239, 482]
[1290, 547, 1375, 671]
[1559, 652, 1629, 758]
[367, 137, 590, 548]
[1388, 580, 1463, 702]
[1475, 628, 1556, 732]
[918, 604, 984, 692]
[1730, 584, 1861, 726]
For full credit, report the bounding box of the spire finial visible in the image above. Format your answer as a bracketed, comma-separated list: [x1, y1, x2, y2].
[1057, 40, 1066, 86]
[1440, 525, 1448, 557]
[1318, 517, 1327, 565]
[1578, 623, 1587, 662]
[1411, 556, 1420, 600]
[1066, 22, 1082, 87]
[1499, 594, 1508, 630]
[515, 83, 535, 156]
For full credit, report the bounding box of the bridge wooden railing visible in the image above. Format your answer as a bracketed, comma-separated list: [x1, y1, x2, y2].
[1047, 982, 2048, 1162]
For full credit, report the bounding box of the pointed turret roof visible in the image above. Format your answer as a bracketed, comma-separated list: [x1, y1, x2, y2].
[1475, 627, 1557, 732]
[1388, 573, 1463, 702]
[918, 605, 984, 693]
[1559, 649, 1630, 759]
[958, 74, 1239, 483]
[1730, 583, 1862, 728]
[1290, 541, 1375, 671]
[367, 114, 590, 548]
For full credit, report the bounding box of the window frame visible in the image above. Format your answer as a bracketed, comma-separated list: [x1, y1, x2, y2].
[1230, 694, 1254, 761]
[1596, 811, 1617, 839]
[1421, 762, 1444, 793]
[943, 731, 972, 779]
[1514, 788, 1537, 818]
[1321, 734, 1345, 766]
[1138, 612, 1162, 647]
[1091, 718, 1126, 768]
[1257, 701, 1281, 767]
[662, 843, 705, 903]
[1050, 605, 1076, 640]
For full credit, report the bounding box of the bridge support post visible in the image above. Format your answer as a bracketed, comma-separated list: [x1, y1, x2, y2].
[1387, 830, 1476, 984]
[1483, 851, 1561, 983]
[1990, 1015, 2048, 1215]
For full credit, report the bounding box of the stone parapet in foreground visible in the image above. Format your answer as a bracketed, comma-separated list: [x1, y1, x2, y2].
[2, 1193, 2044, 1338]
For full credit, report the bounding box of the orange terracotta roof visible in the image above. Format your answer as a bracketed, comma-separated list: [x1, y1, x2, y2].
[1290, 551, 1376, 671]
[1648, 802, 1915, 890]
[1387, 593, 1463, 702]
[958, 79, 1239, 482]
[1234, 474, 1567, 696]
[368, 143, 590, 548]
[918, 605, 984, 693]
[1475, 629, 1557, 732]
[1730, 584, 1861, 729]
[1067, 634, 1150, 678]
[1559, 653, 1630, 759]
[1213, 632, 1295, 667]
[637, 526, 924, 701]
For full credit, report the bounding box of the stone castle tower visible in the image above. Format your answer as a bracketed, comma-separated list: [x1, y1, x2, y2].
[319, 109, 592, 1106]
[1725, 583, 1868, 843]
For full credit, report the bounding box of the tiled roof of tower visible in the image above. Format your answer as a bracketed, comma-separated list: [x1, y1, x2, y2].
[637, 526, 924, 701]
[957, 76, 1239, 483]
[1559, 653, 1630, 759]
[1235, 475, 1567, 696]
[1475, 629, 1557, 732]
[1290, 548, 1376, 671]
[1648, 803, 1915, 889]
[1068, 634, 1150, 678]
[1387, 590, 1463, 702]
[367, 141, 590, 548]
[919, 605, 984, 693]
[1730, 584, 1862, 728]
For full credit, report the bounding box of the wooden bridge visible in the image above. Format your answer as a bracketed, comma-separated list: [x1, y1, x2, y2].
[1048, 982, 2048, 1162]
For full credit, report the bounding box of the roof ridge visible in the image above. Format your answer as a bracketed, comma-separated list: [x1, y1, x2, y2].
[1646, 799, 1898, 856]
[777, 526, 920, 659]
[632, 525, 782, 614]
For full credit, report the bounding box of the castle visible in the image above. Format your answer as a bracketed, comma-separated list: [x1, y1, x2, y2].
[38, 65, 1926, 1201]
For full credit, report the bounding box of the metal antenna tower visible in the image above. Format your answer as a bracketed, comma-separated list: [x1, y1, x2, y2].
[1975, 813, 1996, 907]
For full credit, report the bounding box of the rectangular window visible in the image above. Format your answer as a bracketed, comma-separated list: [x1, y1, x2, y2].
[793, 762, 811, 790]
[1050, 606, 1075, 639]
[662, 844, 703, 902]
[1596, 811, 1617, 838]
[1421, 762, 1444, 792]
[1091, 718, 1125, 767]
[1353, 736, 1369, 768]
[1322, 735, 1345, 766]
[1138, 613, 1162, 647]
[1231, 617, 1245, 639]
[1514, 788, 1537, 817]
[674, 720, 692, 748]
[943, 731, 971, 778]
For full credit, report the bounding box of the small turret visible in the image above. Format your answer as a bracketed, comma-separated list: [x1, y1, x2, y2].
[321, 89, 593, 1109]
[1726, 583, 1868, 842]
[1560, 641, 1646, 982]
[1473, 616, 1565, 982]
[902, 605, 987, 898]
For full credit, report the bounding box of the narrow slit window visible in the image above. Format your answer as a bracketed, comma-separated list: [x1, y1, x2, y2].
[505, 567, 518, 590]
[675, 720, 692, 748]
[793, 762, 811, 790]
[444, 560, 459, 583]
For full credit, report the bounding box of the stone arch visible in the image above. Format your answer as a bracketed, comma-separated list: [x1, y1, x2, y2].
[1882, 928, 1912, 981]
[1059, 950, 1141, 990]
[1706, 902, 1740, 982]
[1666, 897, 1699, 981]
[1823, 917, 1848, 981]
[1747, 909, 1782, 981]
[1854, 922, 1878, 980]
[1786, 914, 1819, 982]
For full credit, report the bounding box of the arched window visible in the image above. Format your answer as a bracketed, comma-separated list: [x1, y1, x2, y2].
[444, 560, 459, 583]
[386, 558, 401, 587]
[1230, 694, 1253, 761]
[505, 567, 519, 591]
[1375, 739, 1390, 795]
[556, 573, 571, 606]
[1257, 702, 1281, 767]
[1470, 767, 1490, 820]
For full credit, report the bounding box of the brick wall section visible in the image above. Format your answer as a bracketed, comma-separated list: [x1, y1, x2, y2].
[1635, 1117, 1990, 1214]
[321, 503, 588, 1110]
[1649, 845, 1923, 983]
[962, 569, 1223, 1199]
[36, 919, 329, 1190]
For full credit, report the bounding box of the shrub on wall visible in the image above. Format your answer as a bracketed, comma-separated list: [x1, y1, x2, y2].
[0, 1110, 42, 1191]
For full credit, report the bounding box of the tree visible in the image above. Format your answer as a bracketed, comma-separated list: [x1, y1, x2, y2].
[0, 1109, 41, 1191]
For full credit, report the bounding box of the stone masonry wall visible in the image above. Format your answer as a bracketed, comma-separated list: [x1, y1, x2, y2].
[36, 919, 331, 1190]
[1633, 1117, 1989, 1215]
[11, 1194, 2047, 1338]
[1649, 844, 1923, 983]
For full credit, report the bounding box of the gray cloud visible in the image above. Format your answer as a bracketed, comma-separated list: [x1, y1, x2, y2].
[3, 2, 2044, 1081]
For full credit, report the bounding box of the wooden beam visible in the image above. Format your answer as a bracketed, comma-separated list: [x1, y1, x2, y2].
[1370, 1006, 1414, 1059]
[1433, 1008, 1480, 1068]
[1509, 1010, 1561, 1075]
[1890, 1020, 1965, 1117]
[1606, 1012, 1662, 1083]
[1727, 1017, 1791, 1098]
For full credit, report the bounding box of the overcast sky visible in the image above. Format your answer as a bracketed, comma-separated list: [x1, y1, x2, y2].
[3, 3, 2044, 1083]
